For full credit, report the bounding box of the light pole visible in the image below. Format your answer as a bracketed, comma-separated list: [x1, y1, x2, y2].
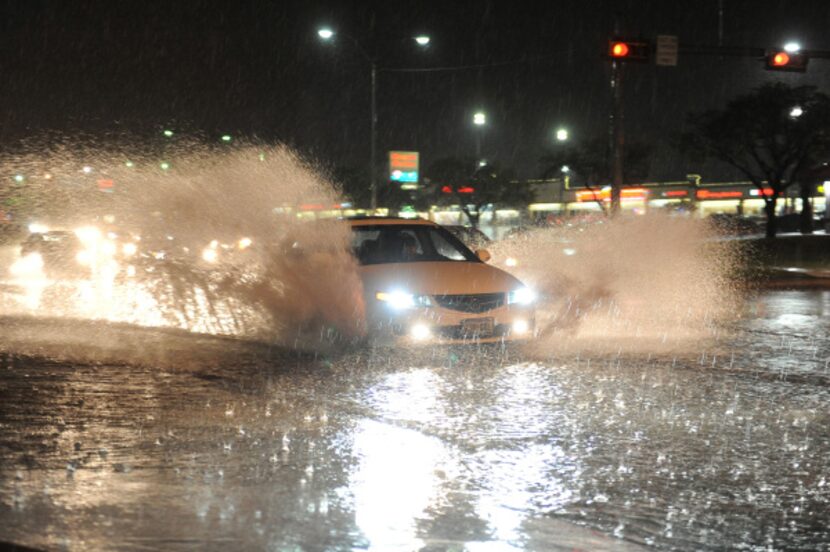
[317, 28, 429, 211]
[371, 60, 377, 210]
[473, 111, 486, 161]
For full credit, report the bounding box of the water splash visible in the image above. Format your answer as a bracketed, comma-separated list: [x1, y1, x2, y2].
[0, 142, 365, 349]
[489, 214, 742, 354]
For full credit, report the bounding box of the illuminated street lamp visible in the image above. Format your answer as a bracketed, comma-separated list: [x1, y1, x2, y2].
[125, 161, 135, 168]
[13, 174, 24, 183]
[473, 112, 486, 126]
[160, 161, 171, 171]
[82, 166, 93, 174]
[556, 128, 569, 141]
[221, 134, 232, 142]
[163, 129, 174, 138]
[784, 42, 801, 53]
[790, 106, 804, 118]
[317, 26, 430, 211]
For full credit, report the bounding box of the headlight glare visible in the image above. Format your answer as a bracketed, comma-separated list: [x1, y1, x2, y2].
[508, 287, 536, 305]
[201, 248, 218, 263]
[376, 290, 430, 309]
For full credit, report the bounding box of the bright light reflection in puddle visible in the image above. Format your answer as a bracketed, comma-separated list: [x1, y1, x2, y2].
[351, 419, 447, 551]
[352, 365, 576, 550]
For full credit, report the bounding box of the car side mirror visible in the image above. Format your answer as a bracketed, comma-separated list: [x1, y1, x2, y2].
[476, 249, 491, 262]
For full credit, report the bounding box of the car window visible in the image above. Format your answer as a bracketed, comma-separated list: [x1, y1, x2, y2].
[428, 228, 468, 260]
[351, 224, 477, 265]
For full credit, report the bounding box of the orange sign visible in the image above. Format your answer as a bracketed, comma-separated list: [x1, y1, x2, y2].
[696, 189, 743, 199]
[389, 151, 418, 169]
[575, 187, 647, 202]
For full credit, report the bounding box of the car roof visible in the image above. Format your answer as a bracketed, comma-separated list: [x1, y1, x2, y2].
[345, 216, 438, 228]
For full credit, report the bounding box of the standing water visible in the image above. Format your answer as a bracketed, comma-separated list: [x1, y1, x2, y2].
[0, 143, 828, 551]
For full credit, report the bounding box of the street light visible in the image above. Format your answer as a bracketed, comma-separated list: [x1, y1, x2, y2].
[221, 134, 232, 142]
[473, 111, 487, 161]
[163, 129, 174, 138]
[790, 106, 804, 118]
[784, 42, 801, 53]
[472, 111, 486, 160]
[317, 27, 429, 211]
[556, 128, 569, 141]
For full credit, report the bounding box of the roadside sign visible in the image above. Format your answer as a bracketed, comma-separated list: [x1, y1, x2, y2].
[389, 151, 419, 184]
[656, 35, 679, 66]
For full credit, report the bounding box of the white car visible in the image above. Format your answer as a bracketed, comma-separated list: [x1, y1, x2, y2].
[349, 217, 535, 344]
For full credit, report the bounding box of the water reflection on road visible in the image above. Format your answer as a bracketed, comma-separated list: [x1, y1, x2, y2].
[1, 291, 829, 551]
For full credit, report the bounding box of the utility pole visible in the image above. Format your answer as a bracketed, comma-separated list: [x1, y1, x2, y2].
[609, 57, 624, 215]
[370, 61, 378, 211]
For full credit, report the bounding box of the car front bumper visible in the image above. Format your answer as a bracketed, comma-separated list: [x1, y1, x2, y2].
[366, 302, 536, 345]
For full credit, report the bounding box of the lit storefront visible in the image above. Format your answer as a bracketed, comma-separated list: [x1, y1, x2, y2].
[525, 180, 827, 220]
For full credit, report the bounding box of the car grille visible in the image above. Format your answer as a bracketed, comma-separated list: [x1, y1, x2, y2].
[432, 293, 505, 313]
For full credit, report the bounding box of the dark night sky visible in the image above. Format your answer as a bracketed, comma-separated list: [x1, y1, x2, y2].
[1, 0, 829, 180]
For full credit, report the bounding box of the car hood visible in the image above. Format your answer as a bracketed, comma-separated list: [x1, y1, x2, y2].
[359, 261, 524, 296]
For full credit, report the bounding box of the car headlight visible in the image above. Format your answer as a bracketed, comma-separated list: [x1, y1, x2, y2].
[376, 290, 431, 309]
[122, 243, 138, 256]
[508, 287, 536, 305]
[76, 250, 93, 266]
[201, 248, 219, 263]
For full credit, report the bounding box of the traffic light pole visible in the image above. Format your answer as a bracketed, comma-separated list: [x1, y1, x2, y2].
[609, 57, 624, 215]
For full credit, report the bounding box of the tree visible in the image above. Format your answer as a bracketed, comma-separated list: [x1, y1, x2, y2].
[681, 82, 830, 238]
[539, 137, 652, 215]
[425, 157, 531, 227]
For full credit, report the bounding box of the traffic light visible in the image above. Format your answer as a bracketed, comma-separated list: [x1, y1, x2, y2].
[607, 39, 649, 62]
[765, 50, 808, 72]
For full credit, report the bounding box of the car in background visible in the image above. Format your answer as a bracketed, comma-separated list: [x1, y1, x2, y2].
[19, 231, 90, 278]
[707, 214, 763, 236]
[349, 217, 535, 344]
[443, 225, 491, 250]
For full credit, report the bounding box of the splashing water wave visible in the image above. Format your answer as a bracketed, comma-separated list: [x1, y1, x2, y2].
[488, 214, 742, 355]
[0, 143, 365, 351]
[1, 141, 742, 358]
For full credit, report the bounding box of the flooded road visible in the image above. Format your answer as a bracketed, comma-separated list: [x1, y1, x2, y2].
[1, 290, 829, 551]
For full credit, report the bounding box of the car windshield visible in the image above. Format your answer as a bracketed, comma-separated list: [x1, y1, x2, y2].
[351, 224, 479, 265]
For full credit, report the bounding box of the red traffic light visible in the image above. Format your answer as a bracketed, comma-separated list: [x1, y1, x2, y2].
[772, 52, 790, 66]
[606, 39, 649, 62]
[610, 42, 629, 58]
[765, 50, 808, 72]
